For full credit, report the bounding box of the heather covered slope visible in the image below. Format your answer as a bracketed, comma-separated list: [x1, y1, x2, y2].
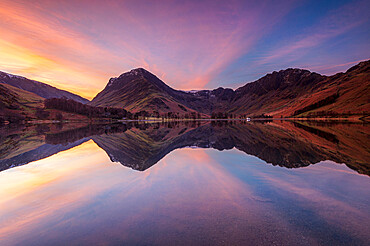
[289, 60, 370, 117]
[0, 71, 89, 104]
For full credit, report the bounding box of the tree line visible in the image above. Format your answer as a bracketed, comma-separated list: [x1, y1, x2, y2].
[44, 98, 129, 119]
[211, 112, 272, 119]
[44, 98, 205, 120]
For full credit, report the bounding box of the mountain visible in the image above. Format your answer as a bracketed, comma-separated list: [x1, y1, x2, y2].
[90, 60, 370, 117]
[0, 71, 89, 104]
[90, 68, 237, 114]
[2, 60, 368, 118]
[90, 68, 208, 114]
[230, 60, 370, 117]
[229, 68, 325, 116]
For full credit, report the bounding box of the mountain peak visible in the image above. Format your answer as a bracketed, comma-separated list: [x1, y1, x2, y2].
[117, 67, 150, 78]
[346, 59, 370, 73]
[106, 68, 155, 88]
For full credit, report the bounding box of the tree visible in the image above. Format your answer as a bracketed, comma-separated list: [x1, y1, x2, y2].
[55, 112, 63, 121]
[36, 109, 50, 119]
[44, 98, 129, 119]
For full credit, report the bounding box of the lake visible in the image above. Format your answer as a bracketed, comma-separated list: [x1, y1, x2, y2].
[0, 120, 369, 245]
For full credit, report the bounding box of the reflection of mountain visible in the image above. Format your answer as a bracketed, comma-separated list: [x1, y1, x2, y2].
[91, 121, 369, 174]
[0, 123, 97, 171]
[0, 121, 369, 175]
[0, 139, 89, 172]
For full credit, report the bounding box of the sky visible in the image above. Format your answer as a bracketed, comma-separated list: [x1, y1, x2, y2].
[0, 0, 369, 99]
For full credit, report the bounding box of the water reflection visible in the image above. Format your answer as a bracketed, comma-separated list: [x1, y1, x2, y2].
[1, 120, 369, 175]
[0, 139, 369, 245]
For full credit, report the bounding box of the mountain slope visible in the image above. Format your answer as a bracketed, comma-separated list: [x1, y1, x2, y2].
[229, 68, 325, 116]
[0, 82, 45, 121]
[288, 60, 370, 117]
[0, 83, 44, 108]
[90, 60, 369, 117]
[0, 71, 89, 104]
[0, 82, 94, 122]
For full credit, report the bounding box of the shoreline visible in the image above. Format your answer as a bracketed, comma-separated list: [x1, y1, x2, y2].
[1, 117, 368, 125]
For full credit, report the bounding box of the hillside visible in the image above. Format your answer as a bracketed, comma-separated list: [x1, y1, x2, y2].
[0, 71, 89, 104]
[0, 83, 94, 122]
[287, 61, 370, 117]
[0, 83, 45, 122]
[0, 83, 44, 108]
[90, 60, 370, 118]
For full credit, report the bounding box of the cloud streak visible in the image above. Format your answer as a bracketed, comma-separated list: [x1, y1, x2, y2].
[258, 0, 370, 65]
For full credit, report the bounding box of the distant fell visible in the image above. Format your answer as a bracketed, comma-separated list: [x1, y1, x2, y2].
[0, 71, 89, 104]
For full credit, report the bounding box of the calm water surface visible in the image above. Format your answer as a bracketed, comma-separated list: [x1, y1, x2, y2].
[0, 121, 369, 245]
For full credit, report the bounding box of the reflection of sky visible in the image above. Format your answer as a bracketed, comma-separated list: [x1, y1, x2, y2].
[0, 141, 369, 245]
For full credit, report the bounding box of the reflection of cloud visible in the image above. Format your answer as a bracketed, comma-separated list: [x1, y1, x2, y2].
[0, 141, 120, 238]
[0, 146, 256, 244]
[250, 161, 370, 239]
[0, 142, 369, 244]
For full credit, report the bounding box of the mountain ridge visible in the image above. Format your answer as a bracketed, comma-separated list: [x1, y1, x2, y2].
[90, 60, 370, 117]
[1, 60, 368, 118]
